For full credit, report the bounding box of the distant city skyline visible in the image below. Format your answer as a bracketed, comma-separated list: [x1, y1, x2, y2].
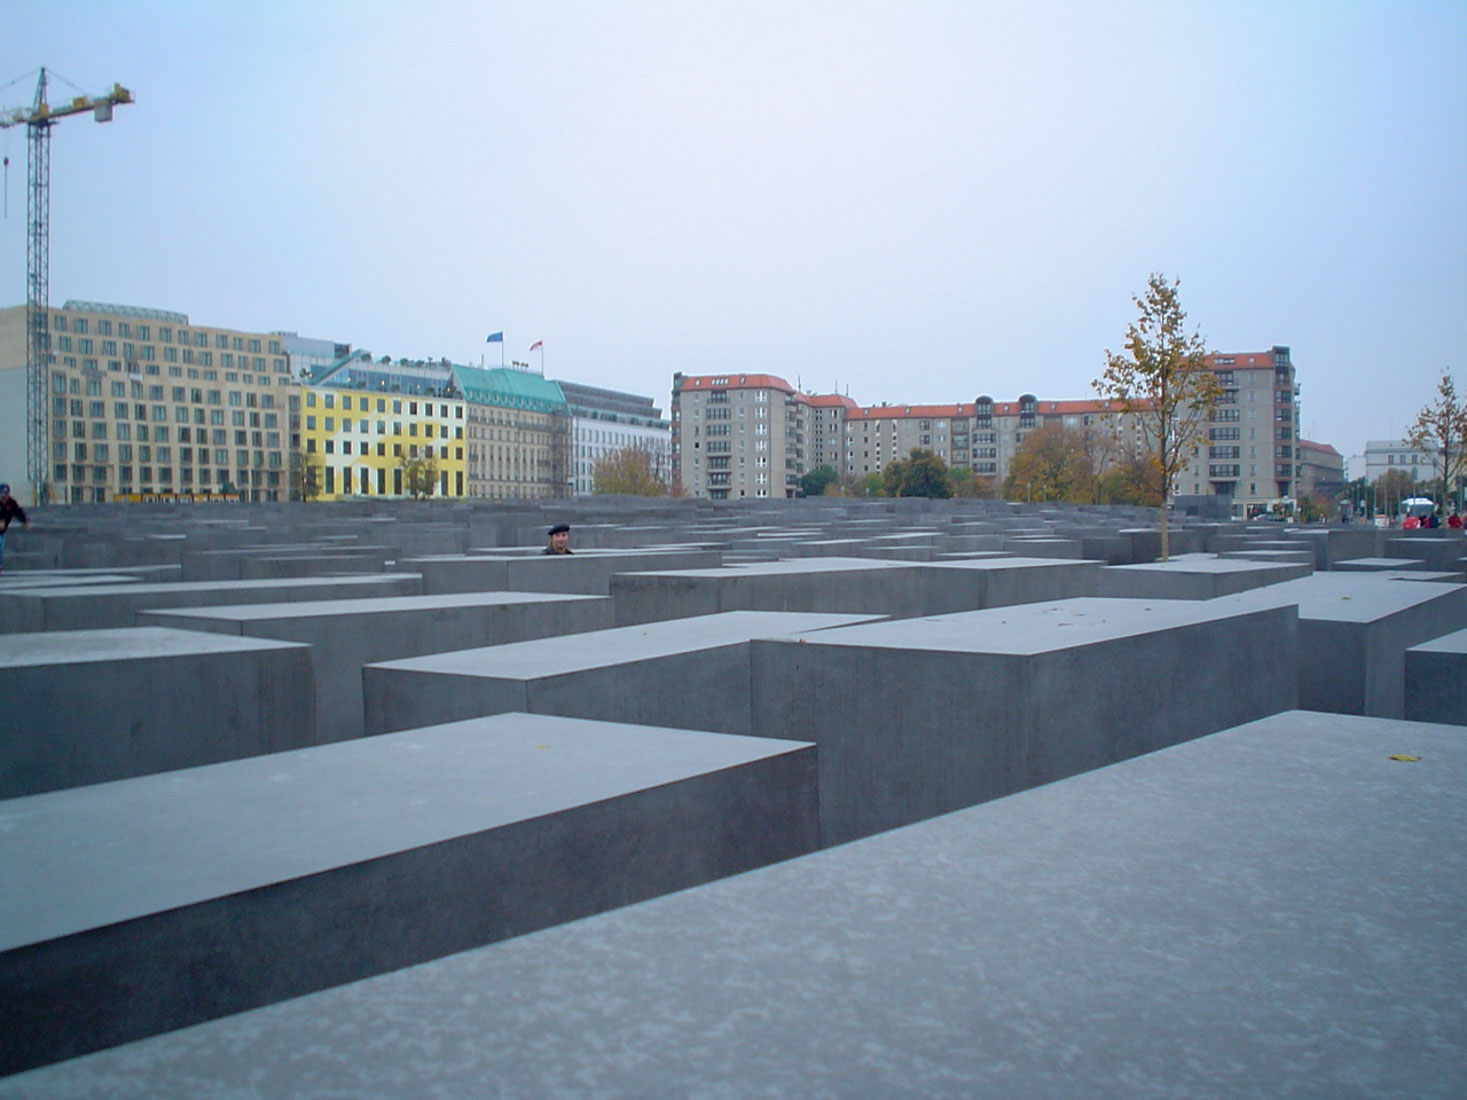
[4, 0, 1463, 470]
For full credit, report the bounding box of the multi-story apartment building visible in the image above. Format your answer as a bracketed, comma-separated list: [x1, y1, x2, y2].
[842, 403, 975, 481]
[840, 396, 1128, 490]
[671, 372, 808, 499]
[806, 393, 860, 471]
[554, 380, 671, 495]
[672, 345, 1303, 511]
[0, 300, 293, 503]
[1173, 347, 1299, 516]
[970, 395, 1128, 481]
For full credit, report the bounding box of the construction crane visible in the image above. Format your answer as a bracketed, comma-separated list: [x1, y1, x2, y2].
[1, 68, 133, 505]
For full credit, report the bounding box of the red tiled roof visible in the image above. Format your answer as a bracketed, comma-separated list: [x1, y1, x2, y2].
[1206, 351, 1279, 370]
[851, 403, 971, 420]
[1296, 440, 1341, 457]
[807, 393, 861, 410]
[676, 373, 795, 393]
[1034, 399, 1119, 415]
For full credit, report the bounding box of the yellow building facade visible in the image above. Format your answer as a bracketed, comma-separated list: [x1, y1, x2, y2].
[299, 386, 467, 500]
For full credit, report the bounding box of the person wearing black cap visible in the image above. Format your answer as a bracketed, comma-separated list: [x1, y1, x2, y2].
[0, 483, 27, 573]
[544, 523, 573, 554]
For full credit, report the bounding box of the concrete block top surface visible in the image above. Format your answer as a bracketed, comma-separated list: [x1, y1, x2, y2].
[371, 611, 886, 679]
[774, 597, 1285, 656]
[0, 713, 813, 952]
[0, 626, 309, 667]
[5, 574, 424, 601]
[0, 574, 142, 590]
[918, 555, 1100, 574]
[1224, 571, 1467, 623]
[618, 556, 916, 579]
[12, 709, 1461, 1098]
[141, 591, 606, 625]
[462, 548, 717, 560]
[1408, 627, 1467, 654]
[1102, 553, 1299, 576]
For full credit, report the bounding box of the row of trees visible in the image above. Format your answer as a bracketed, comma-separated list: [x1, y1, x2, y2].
[297, 451, 441, 501]
[798, 428, 1169, 507]
[799, 453, 1003, 500]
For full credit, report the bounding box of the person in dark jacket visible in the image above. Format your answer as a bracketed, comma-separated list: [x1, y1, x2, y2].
[543, 523, 573, 554]
[0, 483, 28, 573]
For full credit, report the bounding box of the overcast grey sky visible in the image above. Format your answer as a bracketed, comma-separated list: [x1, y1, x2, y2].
[4, 0, 1464, 468]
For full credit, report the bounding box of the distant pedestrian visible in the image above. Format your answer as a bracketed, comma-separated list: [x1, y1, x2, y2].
[543, 523, 573, 555]
[1428, 510, 1442, 529]
[0, 483, 28, 573]
[1448, 512, 1463, 529]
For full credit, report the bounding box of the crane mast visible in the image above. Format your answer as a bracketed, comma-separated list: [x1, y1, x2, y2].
[1, 68, 133, 505]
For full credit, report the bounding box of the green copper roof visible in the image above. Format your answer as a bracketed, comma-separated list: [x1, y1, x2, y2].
[451, 365, 568, 414]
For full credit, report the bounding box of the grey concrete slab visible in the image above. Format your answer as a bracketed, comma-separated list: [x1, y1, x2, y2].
[1405, 629, 1467, 724]
[141, 592, 614, 743]
[1223, 573, 1467, 717]
[0, 627, 314, 798]
[1000, 536, 1084, 558]
[0, 573, 425, 633]
[1384, 534, 1467, 572]
[1074, 534, 1134, 564]
[608, 557, 928, 624]
[0, 572, 142, 590]
[0, 713, 818, 1075]
[1335, 555, 1422, 570]
[1206, 532, 1271, 554]
[1280, 525, 1382, 570]
[858, 545, 936, 561]
[912, 556, 1101, 611]
[405, 548, 723, 595]
[0, 565, 181, 590]
[1217, 547, 1316, 566]
[1096, 553, 1312, 599]
[751, 596, 1297, 844]
[1118, 525, 1204, 560]
[238, 550, 390, 578]
[363, 610, 884, 737]
[12, 710, 1461, 1098]
[609, 555, 1099, 625]
[180, 543, 367, 582]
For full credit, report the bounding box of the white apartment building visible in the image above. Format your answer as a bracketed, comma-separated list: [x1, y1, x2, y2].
[555, 381, 671, 495]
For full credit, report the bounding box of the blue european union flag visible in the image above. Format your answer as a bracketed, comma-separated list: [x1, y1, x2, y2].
[486, 332, 503, 343]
